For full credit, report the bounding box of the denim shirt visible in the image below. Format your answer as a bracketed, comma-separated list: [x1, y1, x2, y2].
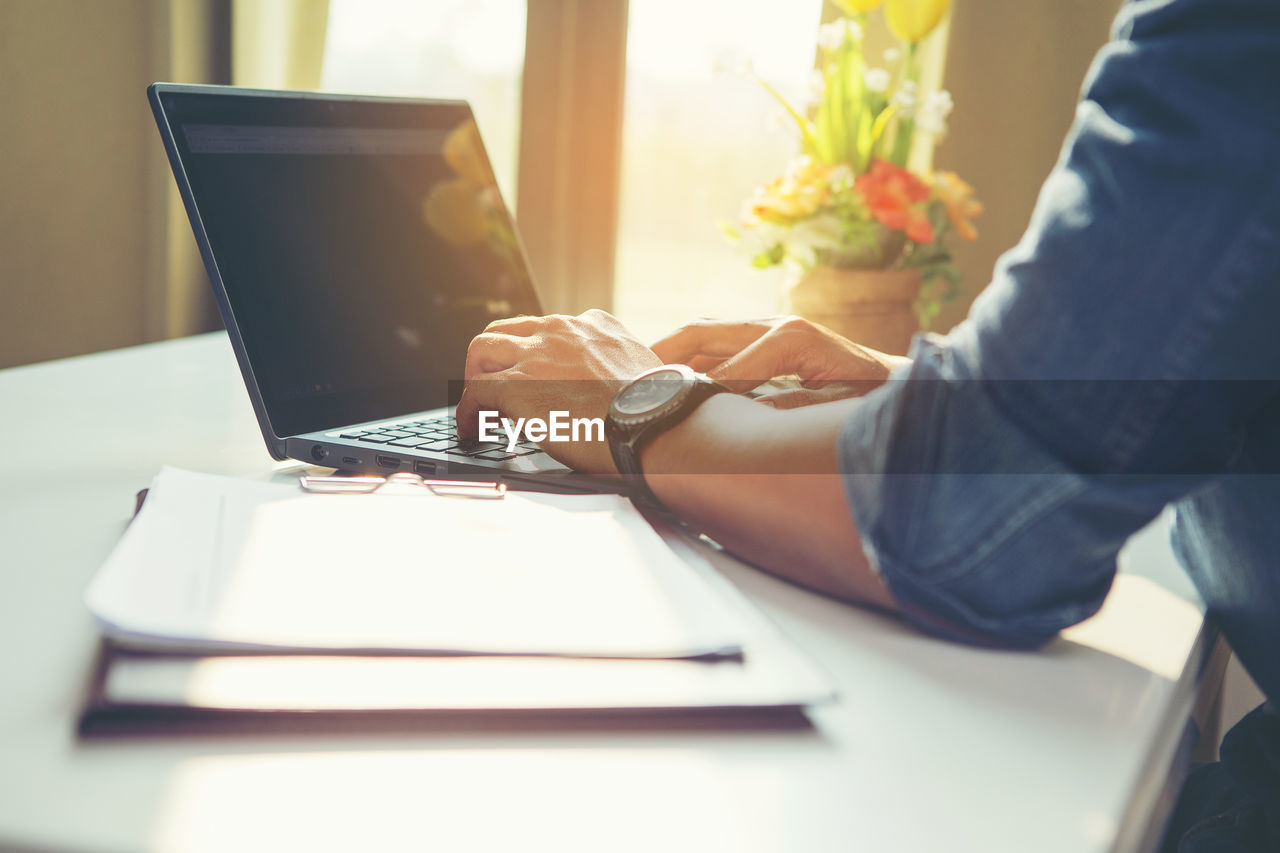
[839, 0, 1280, 702]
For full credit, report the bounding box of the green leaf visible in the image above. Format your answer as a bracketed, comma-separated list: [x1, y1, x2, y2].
[867, 103, 897, 163]
[889, 116, 914, 166]
[751, 243, 786, 269]
[842, 46, 865, 166]
[754, 74, 824, 160]
[828, 45, 850, 166]
[855, 100, 873, 170]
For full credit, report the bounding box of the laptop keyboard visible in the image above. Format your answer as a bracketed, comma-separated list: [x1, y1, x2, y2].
[339, 415, 543, 462]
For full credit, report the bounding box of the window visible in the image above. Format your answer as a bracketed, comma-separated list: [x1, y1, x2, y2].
[612, 0, 824, 342]
[321, 1, 825, 338]
[321, 0, 526, 206]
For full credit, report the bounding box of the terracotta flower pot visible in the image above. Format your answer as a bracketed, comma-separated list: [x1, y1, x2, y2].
[786, 266, 922, 356]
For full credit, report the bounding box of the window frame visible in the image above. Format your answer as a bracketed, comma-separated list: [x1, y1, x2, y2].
[516, 0, 629, 314]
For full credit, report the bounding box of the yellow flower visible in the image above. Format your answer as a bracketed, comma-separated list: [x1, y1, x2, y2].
[929, 170, 983, 241]
[423, 178, 489, 247]
[834, 0, 883, 12]
[884, 0, 949, 43]
[747, 158, 838, 224]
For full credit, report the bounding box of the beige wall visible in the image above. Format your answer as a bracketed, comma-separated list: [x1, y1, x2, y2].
[934, 0, 1119, 332]
[0, 0, 160, 368]
[0, 0, 1121, 368]
[0, 0, 228, 370]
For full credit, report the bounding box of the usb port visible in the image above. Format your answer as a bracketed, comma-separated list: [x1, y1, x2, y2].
[376, 454, 401, 469]
[341, 456, 360, 466]
[414, 460, 440, 476]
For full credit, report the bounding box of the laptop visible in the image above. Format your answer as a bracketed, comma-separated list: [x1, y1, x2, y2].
[149, 83, 613, 493]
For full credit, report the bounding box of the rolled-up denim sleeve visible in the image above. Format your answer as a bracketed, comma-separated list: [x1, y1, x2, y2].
[839, 0, 1280, 647]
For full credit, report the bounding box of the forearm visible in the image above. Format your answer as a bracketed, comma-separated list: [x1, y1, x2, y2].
[641, 394, 895, 610]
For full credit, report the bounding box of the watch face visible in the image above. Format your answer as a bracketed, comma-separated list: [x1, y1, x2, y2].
[614, 368, 688, 416]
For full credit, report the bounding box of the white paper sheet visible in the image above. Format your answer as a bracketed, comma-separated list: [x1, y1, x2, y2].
[86, 468, 745, 659]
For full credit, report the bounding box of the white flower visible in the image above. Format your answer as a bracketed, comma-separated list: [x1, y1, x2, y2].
[882, 47, 901, 64]
[784, 155, 815, 179]
[916, 89, 954, 134]
[817, 20, 846, 52]
[927, 89, 954, 117]
[828, 163, 855, 186]
[863, 67, 891, 94]
[891, 79, 918, 117]
[817, 19, 860, 52]
[783, 215, 846, 268]
[767, 108, 791, 131]
[736, 217, 787, 256]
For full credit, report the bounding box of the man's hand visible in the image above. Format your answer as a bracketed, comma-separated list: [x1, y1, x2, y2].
[459, 310, 896, 611]
[456, 309, 661, 473]
[651, 316, 911, 409]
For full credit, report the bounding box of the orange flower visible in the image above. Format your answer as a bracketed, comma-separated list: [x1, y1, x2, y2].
[929, 170, 983, 241]
[855, 158, 934, 244]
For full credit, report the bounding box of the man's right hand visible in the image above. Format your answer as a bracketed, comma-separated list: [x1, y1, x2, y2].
[650, 316, 911, 409]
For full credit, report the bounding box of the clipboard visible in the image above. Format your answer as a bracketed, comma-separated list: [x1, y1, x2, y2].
[77, 634, 826, 736]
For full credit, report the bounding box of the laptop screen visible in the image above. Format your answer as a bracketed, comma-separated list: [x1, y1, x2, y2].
[156, 89, 541, 438]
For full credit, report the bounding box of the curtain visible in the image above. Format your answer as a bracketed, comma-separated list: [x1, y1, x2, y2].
[231, 0, 330, 89]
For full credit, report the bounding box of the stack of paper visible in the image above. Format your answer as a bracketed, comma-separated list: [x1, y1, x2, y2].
[86, 468, 746, 660]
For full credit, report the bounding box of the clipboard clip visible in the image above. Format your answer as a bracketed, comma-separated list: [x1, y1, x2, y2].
[299, 472, 507, 500]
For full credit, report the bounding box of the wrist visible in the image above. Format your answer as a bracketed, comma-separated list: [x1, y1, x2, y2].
[638, 394, 779, 506]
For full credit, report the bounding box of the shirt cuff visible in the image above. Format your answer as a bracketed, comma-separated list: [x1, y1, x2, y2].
[838, 333, 1114, 648]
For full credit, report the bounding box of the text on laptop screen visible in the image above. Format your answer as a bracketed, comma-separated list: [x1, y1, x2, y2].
[162, 93, 540, 437]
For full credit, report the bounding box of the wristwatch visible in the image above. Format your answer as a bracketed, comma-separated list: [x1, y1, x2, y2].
[605, 364, 728, 506]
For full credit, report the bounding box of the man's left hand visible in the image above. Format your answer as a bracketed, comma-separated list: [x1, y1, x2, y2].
[456, 309, 661, 474]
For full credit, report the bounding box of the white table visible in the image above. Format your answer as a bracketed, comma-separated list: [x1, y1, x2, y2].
[0, 334, 1214, 853]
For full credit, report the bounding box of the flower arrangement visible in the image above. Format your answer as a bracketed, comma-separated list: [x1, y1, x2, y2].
[724, 0, 982, 326]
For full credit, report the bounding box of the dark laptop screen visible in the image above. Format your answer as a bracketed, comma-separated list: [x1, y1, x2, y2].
[158, 90, 540, 438]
